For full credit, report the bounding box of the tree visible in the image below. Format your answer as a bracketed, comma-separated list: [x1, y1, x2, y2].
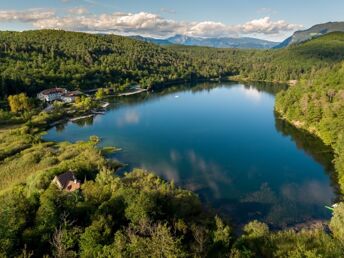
[8, 93, 31, 113]
[95, 88, 105, 99]
[243, 220, 269, 239]
[330, 203, 344, 242]
[51, 225, 80, 258]
[213, 215, 231, 247]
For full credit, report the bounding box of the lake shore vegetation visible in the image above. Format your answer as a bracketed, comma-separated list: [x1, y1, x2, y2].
[1, 30, 344, 256]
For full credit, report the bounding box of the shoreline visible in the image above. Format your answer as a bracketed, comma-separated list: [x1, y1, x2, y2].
[42, 82, 339, 231]
[0, 80, 336, 232]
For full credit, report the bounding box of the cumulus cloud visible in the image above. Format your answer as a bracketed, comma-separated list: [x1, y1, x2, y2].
[0, 8, 55, 23]
[241, 17, 302, 35]
[188, 21, 237, 37]
[33, 12, 185, 37]
[0, 8, 302, 39]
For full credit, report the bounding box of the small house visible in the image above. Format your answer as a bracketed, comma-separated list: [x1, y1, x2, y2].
[53, 171, 81, 192]
[37, 88, 67, 102]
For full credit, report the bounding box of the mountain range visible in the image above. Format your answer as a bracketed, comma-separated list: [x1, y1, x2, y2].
[131, 34, 279, 49]
[132, 22, 344, 50]
[275, 21, 344, 48]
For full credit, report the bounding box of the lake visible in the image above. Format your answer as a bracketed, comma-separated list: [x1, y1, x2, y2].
[45, 82, 338, 228]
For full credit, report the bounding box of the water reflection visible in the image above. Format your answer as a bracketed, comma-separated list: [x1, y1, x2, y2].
[274, 115, 339, 194]
[142, 149, 233, 199]
[116, 110, 140, 127]
[72, 116, 95, 127]
[45, 82, 336, 228]
[239, 86, 263, 102]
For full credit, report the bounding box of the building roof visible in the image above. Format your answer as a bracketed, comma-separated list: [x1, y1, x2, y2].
[40, 87, 66, 95]
[63, 91, 82, 97]
[55, 171, 76, 189]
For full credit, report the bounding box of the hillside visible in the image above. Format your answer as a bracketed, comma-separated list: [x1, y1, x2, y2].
[0, 30, 235, 98]
[275, 21, 344, 48]
[233, 32, 344, 81]
[1, 30, 344, 99]
[274, 33, 344, 235]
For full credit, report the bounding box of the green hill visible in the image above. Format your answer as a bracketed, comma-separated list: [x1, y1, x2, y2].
[233, 32, 344, 82]
[1, 30, 344, 99]
[0, 30, 234, 98]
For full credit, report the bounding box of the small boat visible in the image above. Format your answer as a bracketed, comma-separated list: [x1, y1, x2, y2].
[175, 95, 179, 98]
[325, 203, 338, 212]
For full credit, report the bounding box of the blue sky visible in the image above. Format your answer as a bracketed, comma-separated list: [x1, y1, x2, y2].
[0, 0, 343, 41]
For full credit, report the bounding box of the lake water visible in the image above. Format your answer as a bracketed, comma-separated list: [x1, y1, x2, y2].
[45, 82, 337, 228]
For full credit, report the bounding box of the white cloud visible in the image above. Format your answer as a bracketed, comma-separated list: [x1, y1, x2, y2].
[241, 17, 302, 35]
[0, 8, 303, 39]
[34, 12, 185, 37]
[0, 9, 55, 23]
[188, 21, 238, 37]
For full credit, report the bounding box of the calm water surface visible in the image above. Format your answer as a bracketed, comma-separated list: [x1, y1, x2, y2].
[45, 82, 337, 227]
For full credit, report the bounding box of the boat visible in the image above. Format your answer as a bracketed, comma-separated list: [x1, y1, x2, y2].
[325, 203, 338, 212]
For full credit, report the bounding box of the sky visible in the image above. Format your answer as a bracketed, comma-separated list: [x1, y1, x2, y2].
[0, 0, 343, 41]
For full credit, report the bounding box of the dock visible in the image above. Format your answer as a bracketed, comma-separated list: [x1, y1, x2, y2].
[117, 88, 147, 97]
[101, 102, 110, 108]
[69, 114, 94, 122]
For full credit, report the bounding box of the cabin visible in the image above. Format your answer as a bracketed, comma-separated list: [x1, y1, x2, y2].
[37, 88, 67, 102]
[52, 171, 81, 192]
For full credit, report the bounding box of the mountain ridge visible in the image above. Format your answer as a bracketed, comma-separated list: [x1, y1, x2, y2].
[275, 21, 344, 48]
[131, 34, 279, 49]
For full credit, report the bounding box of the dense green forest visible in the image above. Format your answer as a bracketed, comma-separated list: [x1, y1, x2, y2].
[0, 30, 235, 98]
[1, 30, 344, 257]
[273, 34, 344, 195]
[1, 30, 344, 99]
[276, 62, 344, 187]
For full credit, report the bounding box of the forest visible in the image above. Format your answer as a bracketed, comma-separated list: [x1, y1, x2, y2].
[1, 30, 344, 99]
[1, 30, 344, 257]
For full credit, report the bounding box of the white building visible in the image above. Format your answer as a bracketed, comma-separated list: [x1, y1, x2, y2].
[37, 88, 67, 102]
[37, 88, 82, 103]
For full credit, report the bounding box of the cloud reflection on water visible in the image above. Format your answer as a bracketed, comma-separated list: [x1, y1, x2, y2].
[239, 86, 263, 103]
[116, 110, 140, 127]
[281, 181, 334, 204]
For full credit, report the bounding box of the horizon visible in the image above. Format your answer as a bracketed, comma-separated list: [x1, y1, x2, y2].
[1, 0, 344, 41]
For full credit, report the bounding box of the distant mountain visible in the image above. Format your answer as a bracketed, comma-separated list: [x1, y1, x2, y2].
[131, 34, 279, 49]
[275, 21, 344, 48]
[130, 35, 172, 46]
